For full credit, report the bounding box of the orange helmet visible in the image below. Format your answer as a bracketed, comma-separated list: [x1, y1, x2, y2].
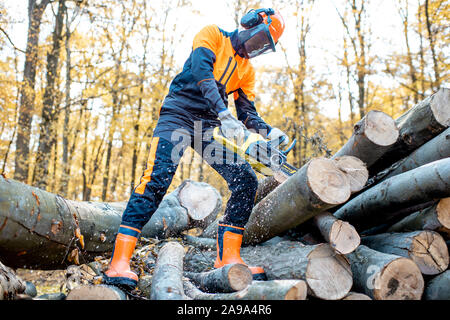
[260, 10, 285, 44]
[238, 8, 285, 59]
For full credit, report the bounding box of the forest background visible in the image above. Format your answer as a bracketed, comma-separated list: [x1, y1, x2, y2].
[0, 0, 448, 202]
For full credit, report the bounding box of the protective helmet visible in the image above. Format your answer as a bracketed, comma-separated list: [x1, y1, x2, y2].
[238, 8, 285, 59]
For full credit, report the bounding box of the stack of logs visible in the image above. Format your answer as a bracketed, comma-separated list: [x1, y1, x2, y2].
[0, 88, 448, 300]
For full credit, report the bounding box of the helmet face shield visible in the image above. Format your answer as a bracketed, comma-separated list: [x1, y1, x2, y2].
[238, 23, 276, 59]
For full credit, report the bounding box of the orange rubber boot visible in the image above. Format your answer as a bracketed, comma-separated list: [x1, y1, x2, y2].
[103, 226, 140, 290]
[214, 223, 267, 280]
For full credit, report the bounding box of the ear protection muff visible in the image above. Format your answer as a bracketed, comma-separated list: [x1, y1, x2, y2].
[240, 8, 275, 29]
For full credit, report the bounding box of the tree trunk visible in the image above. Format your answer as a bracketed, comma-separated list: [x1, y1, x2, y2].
[183, 279, 307, 300]
[33, 0, 67, 189]
[387, 198, 450, 234]
[244, 158, 351, 245]
[184, 264, 252, 293]
[333, 156, 368, 193]
[332, 110, 399, 167]
[312, 212, 360, 254]
[14, 0, 51, 182]
[334, 158, 450, 231]
[0, 176, 220, 269]
[361, 231, 449, 275]
[150, 241, 187, 300]
[423, 270, 450, 300]
[185, 241, 353, 300]
[66, 284, 127, 300]
[369, 88, 449, 175]
[346, 245, 424, 300]
[0, 260, 27, 300]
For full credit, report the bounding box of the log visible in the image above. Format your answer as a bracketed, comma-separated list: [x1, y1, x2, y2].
[255, 176, 280, 204]
[185, 241, 353, 300]
[423, 270, 450, 300]
[334, 158, 450, 231]
[346, 245, 424, 300]
[0, 176, 220, 269]
[184, 264, 252, 293]
[369, 88, 449, 175]
[150, 241, 187, 300]
[332, 110, 399, 167]
[361, 231, 449, 275]
[312, 212, 360, 254]
[65, 284, 127, 300]
[183, 279, 307, 300]
[387, 198, 450, 233]
[342, 292, 372, 300]
[368, 127, 450, 186]
[0, 260, 26, 300]
[243, 158, 351, 245]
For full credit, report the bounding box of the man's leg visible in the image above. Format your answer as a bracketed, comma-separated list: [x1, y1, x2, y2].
[198, 137, 266, 280]
[103, 137, 183, 290]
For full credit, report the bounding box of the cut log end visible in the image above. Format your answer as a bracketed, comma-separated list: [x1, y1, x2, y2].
[342, 292, 372, 300]
[65, 284, 126, 300]
[437, 198, 450, 229]
[364, 110, 399, 147]
[283, 280, 308, 300]
[305, 244, 353, 300]
[430, 88, 450, 127]
[334, 156, 369, 193]
[227, 264, 253, 292]
[307, 158, 351, 205]
[330, 220, 361, 254]
[374, 258, 424, 300]
[410, 231, 449, 275]
[178, 181, 220, 221]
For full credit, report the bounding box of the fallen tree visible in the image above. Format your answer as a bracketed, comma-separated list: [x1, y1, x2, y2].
[369, 88, 449, 175]
[334, 158, 450, 231]
[360, 231, 449, 275]
[346, 245, 424, 300]
[185, 241, 353, 300]
[0, 177, 221, 269]
[386, 198, 450, 234]
[183, 279, 307, 300]
[423, 270, 450, 300]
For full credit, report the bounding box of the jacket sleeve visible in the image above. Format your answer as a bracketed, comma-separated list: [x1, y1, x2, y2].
[234, 67, 272, 137]
[191, 25, 227, 113]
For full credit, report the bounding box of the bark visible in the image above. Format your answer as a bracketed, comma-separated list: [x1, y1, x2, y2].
[150, 241, 188, 300]
[423, 270, 450, 300]
[0, 176, 220, 269]
[0, 260, 27, 300]
[332, 110, 399, 167]
[346, 245, 424, 300]
[369, 88, 449, 175]
[334, 158, 450, 231]
[387, 198, 450, 234]
[361, 231, 449, 275]
[184, 264, 252, 293]
[65, 284, 127, 300]
[14, 0, 51, 182]
[184, 279, 307, 300]
[368, 127, 450, 187]
[244, 158, 351, 245]
[185, 241, 353, 300]
[312, 212, 360, 254]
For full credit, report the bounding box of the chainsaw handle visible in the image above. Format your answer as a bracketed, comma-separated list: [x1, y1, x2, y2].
[282, 138, 297, 156]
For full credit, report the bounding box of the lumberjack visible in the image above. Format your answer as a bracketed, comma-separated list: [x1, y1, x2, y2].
[103, 8, 288, 290]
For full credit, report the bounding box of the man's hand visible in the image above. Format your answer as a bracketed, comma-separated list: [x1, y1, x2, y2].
[218, 109, 246, 145]
[268, 127, 289, 147]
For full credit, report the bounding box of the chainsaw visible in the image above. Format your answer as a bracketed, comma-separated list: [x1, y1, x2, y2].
[212, 127, 298, 183]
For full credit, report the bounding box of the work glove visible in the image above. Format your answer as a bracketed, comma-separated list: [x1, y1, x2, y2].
[267, 127, 289, 147]
[218, 109, 246, 146]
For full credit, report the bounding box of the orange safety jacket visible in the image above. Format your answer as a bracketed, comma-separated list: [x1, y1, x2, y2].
[155, 25, 272, 140]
